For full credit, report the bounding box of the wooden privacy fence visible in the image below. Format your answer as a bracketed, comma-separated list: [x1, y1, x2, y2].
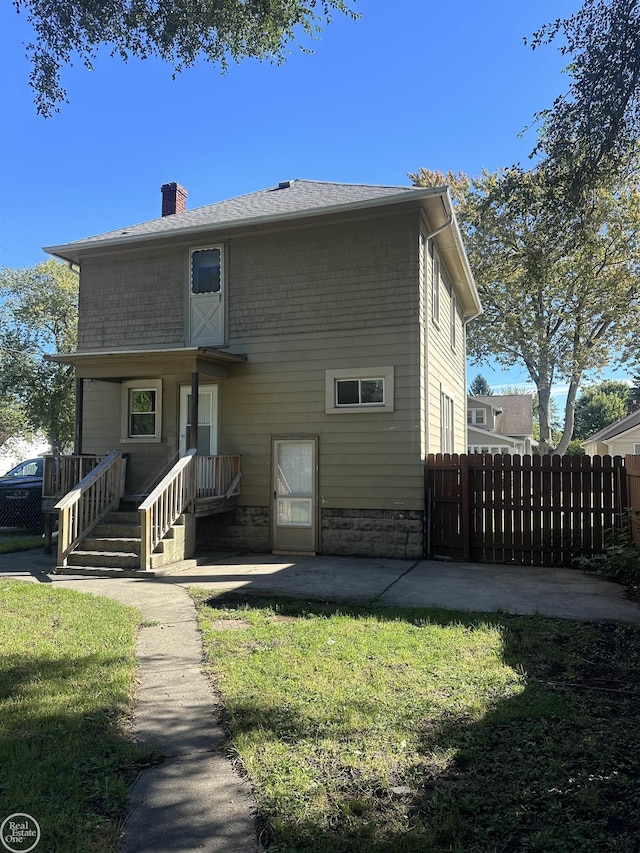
[426, 453, 632, 566]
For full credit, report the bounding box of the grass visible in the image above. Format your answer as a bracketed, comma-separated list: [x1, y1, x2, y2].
[0, 580, 158, 853]
[193, 591, 640, 853]
[0, 535, 44, 553]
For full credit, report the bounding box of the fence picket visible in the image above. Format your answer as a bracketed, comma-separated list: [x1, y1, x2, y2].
[426, 453, 636, 566]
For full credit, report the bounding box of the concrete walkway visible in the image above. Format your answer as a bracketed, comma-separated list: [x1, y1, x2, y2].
[2, 547, 640, 853]
[1, 551, 258, 853]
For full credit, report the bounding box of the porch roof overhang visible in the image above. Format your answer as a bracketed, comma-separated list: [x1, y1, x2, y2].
[467, 426, 522, 448]
[47, 346, 246, 380]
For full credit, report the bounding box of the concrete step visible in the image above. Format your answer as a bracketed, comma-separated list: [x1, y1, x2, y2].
[104, 511, 140, 525]
[53, 565, 156, 578]
[82, 537, 142, 555]
[67, 550, 140, 570]
[94, 522, 141, 538]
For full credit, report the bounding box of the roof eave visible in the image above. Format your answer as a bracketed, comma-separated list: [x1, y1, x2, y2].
[44, 186, 452, 263]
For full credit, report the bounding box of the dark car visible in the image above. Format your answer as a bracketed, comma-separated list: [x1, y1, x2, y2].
[0, 458, 45, 532]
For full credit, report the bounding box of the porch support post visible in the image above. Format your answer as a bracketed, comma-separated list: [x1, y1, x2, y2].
[74, 377, 84, 455]
[189, 372, 199, 451]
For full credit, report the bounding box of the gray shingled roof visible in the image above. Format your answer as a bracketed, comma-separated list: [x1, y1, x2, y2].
[46, 179, 437, 254]
[584, 408, 640, 442]
[472, 394, 534, 436]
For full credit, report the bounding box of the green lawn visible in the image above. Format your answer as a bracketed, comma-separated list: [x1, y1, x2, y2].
[194, 592, 640, 853]
[0, 580, 158, 853]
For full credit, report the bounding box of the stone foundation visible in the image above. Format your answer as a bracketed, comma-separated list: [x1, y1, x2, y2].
[197, 506, 425, 559]
[321, 509, 424, 559]
[196, 506, 271, 553]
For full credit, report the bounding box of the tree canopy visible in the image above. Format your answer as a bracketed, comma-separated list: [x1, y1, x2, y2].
[13, 0, 357, 116]
[0, 260, 78, 450]
[528, 0, 640, 199]
[468, 374, 492, 396]
[573, 380, 632, 438]
[410, 166, 640, 454]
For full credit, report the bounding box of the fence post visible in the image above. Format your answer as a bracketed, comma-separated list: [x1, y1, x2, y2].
[625, 455, 640, 547]
[461, 454, 470, 561]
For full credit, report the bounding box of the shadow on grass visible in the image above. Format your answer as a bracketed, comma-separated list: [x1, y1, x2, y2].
[0, 650, 159, 852]
[199, 592, 640, 853]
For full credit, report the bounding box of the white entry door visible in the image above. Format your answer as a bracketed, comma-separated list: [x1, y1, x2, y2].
[272, 439, 317, 553]
[179, 385, 219, 456]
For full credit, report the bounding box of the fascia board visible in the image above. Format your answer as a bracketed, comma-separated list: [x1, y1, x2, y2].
[44, 186, 451, 262]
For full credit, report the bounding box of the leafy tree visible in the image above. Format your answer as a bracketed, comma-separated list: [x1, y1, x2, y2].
[468, 374, 492, 395]
[527, 0, 640, 199]
[631, 371, 640, 407]
[12, 0, 358, 116]
[0, 260, 78, 450]
[574, 380, 631, 438]
[0, 397, 29, 449]
[410, 166, 640, 454]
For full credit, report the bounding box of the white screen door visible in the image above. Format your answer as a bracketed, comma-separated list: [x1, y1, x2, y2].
[179, 385, 219, 455]
[272, 439, 317, 553]
[189, 248, 225, 346]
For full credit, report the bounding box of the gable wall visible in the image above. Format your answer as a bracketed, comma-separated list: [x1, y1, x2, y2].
[423, 235, 467, 453]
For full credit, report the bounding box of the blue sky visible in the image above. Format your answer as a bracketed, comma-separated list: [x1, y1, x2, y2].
[0, 0, 631, 395]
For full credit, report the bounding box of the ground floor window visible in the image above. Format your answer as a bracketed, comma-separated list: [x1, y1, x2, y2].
[441, 392, 454, 453]
[121, 379, 162, 442]
[325, 366, 394, 413]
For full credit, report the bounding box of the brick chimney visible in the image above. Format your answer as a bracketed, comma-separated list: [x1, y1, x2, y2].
[161, 182, 188, 216]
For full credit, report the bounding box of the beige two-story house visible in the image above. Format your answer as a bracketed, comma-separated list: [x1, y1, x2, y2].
[47, 179, 480, 570]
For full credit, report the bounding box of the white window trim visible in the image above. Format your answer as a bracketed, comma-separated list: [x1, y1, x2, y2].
[432, 250, 441, 326]
[121, 379, 162, 443]
[450, 288, 458, 351]
[441, 389, 454, 453]
[634, 443, 640, 454]
[467, 408, 486, 425]
[325, 366, 394, 414]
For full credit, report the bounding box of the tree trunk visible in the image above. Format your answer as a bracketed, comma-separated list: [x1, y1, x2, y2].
[537, 381, 554, 454]
[556, 376, 581, 454]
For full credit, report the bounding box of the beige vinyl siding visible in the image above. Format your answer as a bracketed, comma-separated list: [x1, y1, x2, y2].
[82, 378, 182, 493]
[607, 432, 640, 456]
[220, 324, 422, 510]
[425, 243, 467, 453]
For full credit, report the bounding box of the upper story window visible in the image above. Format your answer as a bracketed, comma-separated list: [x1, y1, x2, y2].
[191, 248, 221, 294]
[467, 408, 486, 425]
[432, 251, 441, 325]
[450, 289, 458, 350]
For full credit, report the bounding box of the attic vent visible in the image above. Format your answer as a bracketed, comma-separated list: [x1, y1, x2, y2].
[278, 180, 292, 189]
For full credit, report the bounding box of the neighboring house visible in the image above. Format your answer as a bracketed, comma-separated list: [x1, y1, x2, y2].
[583, 409, 640, 457]
[46, 179, 480, 564]
[467, 394, 535, 455]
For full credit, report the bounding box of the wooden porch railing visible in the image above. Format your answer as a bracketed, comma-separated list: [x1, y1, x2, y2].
[139, 450, 197, 572]
[139, 452, 241, 571]
[55, 450, 125, 567]
[195, 454, 242, 499]
[43, 454, 107, 500]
